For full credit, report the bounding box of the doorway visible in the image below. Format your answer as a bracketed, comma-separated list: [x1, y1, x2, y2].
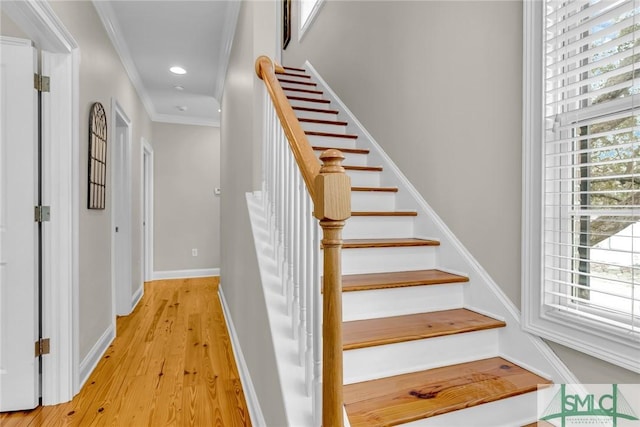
[111, 100, 133, 317]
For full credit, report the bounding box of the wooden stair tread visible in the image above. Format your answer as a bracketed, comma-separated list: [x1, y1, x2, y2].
[279, 71, 311, 79]
[287, 95, 330, 104]
[306, 131, 358, 139]
[351, 211, 417, 216]
[342, 238, 438, 249]
[283, 65, 306, 72]
[351, 186, 398, 192]
[299, 117, 348, 126]
[278, 78, 317, 87]
[282, 86, 323, 95]
[342, 269, 469, 292]
[293, 106, 340, 115]
[344, 357, 552, 427]
[312, 146, 369, 154]
[344, 165, 383, 172]
[343, 309, 506, 350]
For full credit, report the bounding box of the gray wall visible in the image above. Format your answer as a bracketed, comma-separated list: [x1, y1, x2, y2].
[3, 3, 153, 363]
[220, 1, 288, 425]
[283, 1, 640, 383]
[152, 122, 221, 272]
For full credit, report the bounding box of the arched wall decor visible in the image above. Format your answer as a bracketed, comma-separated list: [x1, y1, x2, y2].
[88, 102, 107, 209]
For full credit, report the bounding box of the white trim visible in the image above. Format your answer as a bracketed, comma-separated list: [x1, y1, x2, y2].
[214, 1, 241, 101]
[131, 285, 144, 312]
[298, 0, 325, 43]
[1, 0, 80, 404]
[91, 1, 223, 127]
[521, 0, 640, 373]
[218, 286, 266, 427]
[142, 139, 154, 283]
[77, 324, 115, 392]
[91, 1, 156, 120]
[151, 114, 220, 128]
[110, 99, 133, 317]
[152, 268, 220, 280]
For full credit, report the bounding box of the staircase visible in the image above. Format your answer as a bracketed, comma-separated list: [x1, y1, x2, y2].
[251, 61, 575, 426]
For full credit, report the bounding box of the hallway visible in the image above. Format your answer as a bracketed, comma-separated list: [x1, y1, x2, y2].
[0, 277, 252, 427]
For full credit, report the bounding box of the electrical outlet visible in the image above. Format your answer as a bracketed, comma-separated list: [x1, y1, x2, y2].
[192, 248, 198, 257]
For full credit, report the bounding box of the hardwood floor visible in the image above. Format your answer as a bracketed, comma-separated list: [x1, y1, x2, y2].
[0, 277, 252, 427]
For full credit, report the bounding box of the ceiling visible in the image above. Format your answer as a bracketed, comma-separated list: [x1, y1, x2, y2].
[93, 1, 240, 127]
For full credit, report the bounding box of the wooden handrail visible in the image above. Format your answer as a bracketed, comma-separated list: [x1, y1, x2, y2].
[255, 55, 321, 201]
[256, 56, 350, 427]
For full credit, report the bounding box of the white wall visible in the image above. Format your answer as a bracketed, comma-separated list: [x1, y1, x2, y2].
[221, 1, 288, 424]
[283, 0, 640, 384]
[152, 122, 221, 272]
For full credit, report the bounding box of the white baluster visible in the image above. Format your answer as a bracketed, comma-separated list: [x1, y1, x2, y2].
[312, 221, 322, 427]
[292, 168, 300, 339]
[298, 179, 308, 366]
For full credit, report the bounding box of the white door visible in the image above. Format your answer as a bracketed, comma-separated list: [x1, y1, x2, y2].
[0, 37, 39, 411]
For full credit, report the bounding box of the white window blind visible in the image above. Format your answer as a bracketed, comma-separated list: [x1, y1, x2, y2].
[544, 0, 640, 339]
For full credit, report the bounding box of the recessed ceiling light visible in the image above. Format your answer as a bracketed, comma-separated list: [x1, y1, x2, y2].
[170, 66, 187, 75]
[218, 109, 222, 113]
[174, 85, 184, 91]
[177, 105, 188, 112]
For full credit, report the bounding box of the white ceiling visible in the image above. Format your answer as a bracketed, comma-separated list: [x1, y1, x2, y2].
[93, 1, 240, 127]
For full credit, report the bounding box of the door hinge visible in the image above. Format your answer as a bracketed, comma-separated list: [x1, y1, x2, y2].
[34, 205, 51, 222]
[35, 338, 50, 357]
[34, 74, 50, 92]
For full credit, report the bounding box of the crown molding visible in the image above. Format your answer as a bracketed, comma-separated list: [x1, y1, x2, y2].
[92, 0, 157, 120]
[214, 0, 241, 101]
[1, 0, 78, 52]
[152, 114, 220, 128]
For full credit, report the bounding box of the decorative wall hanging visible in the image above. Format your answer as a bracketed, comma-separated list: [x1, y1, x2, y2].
[283, 0, 291, 49]
[88, 102, 107, 209]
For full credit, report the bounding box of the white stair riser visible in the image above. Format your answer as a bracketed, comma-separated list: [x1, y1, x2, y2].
[289, 99, 332, 110]
[343, 216, 414, 239]
[300, 122, 347, 134]
[307, 135, 357, 149]
[283, 89, 324, 100]
[341, 246, 437, 275]
[344, 329, 500, 384]
[351, 192, 397, 211]
[345, 170, 381, 187]
[401, 391, 540, 427]
[342, 283, 464, 321]
[315, 151, 368, 166]
[294, 110, 339, 121]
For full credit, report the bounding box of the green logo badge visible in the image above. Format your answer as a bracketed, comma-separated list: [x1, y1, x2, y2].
[539, 384, 639, 427]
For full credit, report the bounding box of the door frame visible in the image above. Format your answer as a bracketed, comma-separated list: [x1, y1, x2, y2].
[110, 99, 133, 317]
[1, 1, 80, 404]
[142, 138, 154, 282]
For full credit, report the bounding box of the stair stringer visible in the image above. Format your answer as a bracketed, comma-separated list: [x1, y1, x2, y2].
[303, 61, 578, 386]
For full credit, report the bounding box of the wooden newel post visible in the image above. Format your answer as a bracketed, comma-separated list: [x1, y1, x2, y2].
[314, 149, 351, 427]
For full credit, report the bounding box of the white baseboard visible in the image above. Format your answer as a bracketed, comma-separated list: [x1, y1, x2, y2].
[219, 286, 266, 427]
[152, 268, 220, 280]
[131, 285, 144, 311]
[78, 323, 115, 392]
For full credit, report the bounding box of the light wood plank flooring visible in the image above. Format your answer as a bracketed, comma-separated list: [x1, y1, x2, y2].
[0, 277, 252, 427]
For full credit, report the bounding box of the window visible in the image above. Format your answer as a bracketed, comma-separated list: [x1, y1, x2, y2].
[523, 0, 640, 372]
[298, 0, 324, 42]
